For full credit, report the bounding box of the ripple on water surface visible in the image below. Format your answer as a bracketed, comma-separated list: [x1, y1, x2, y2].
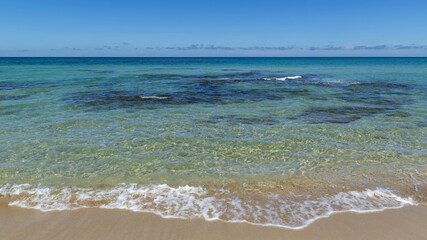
[0, 57, 426, 228]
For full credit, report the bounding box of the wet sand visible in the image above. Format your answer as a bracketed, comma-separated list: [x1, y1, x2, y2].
[0, 201, 426, 240]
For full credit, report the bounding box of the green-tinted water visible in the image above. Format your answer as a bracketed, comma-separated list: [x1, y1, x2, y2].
[0, 58, 426, 227]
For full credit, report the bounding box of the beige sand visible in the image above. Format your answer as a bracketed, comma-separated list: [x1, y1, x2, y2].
[0, 203, 426, 240]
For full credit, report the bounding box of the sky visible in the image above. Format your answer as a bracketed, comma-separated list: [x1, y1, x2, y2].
[1, 0, 426, 57]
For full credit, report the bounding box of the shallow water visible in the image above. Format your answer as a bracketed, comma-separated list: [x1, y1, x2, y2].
[0, 57, 426, 228]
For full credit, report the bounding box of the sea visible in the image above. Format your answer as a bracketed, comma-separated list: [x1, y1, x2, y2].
[0, 57, 426, 228]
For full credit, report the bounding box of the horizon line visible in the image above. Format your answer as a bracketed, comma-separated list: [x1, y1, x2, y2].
[1, 56, 427, 58]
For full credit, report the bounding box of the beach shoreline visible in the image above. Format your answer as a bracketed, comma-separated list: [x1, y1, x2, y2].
[1, 204, 426, 240]
[1, 57, 426, 239]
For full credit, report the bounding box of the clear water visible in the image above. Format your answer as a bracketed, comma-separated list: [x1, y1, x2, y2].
[0, 57, 426, 228]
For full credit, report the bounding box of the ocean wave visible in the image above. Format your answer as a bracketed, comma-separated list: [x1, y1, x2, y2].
[312, 80, 360, 87]
[262, 76, 302, 81]
[0, 183, 416, 229]
[137, 96, 169, 100]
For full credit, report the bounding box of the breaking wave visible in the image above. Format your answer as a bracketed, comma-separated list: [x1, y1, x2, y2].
[0, 183, 417, 229]
[137, 96, 169, 100]
[262, 76, 302, 81]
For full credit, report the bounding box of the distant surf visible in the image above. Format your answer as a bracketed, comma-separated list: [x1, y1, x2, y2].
[262, 75, 302, 81]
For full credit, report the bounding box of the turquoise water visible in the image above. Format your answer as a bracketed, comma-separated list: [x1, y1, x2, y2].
[0, 58, 426, 228]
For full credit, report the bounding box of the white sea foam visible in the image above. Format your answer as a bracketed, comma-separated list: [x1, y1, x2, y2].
[0, 184, 417, 229]
[263, 76, 302, 81]
[138, 96, 169, 100]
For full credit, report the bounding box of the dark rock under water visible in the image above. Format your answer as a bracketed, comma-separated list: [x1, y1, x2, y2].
[63, 72, 414, 124]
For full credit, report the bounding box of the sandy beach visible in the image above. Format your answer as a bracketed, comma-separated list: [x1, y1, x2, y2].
[0, 200, 426, 240]
[1, 0, 427, 238]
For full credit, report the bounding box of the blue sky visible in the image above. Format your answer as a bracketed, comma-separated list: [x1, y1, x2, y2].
[1, 0, 426, 56]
